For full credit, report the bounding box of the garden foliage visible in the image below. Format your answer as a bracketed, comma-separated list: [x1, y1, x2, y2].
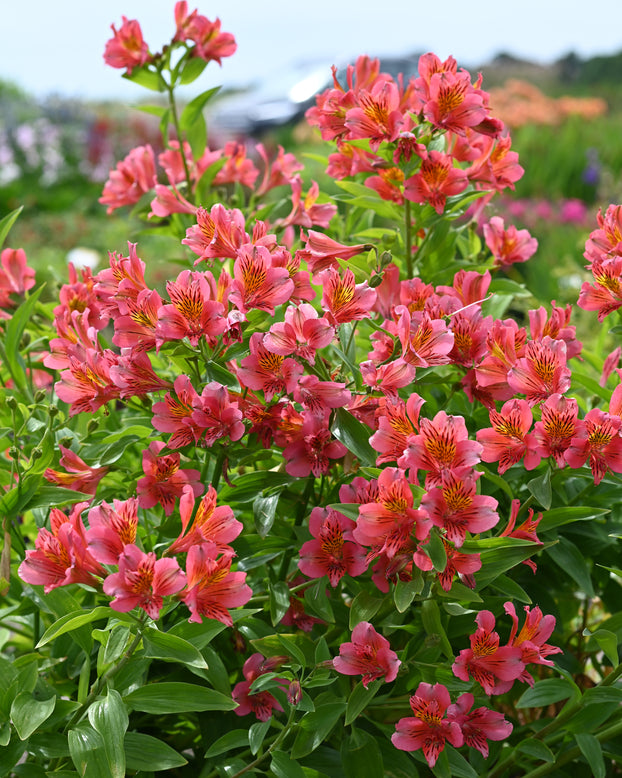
[2, 4, 622, 777]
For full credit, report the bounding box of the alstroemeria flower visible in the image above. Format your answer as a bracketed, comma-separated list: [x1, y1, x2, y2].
[333, 621, 400, 688]
[168, 485, 242, 555]
[180, 542, 252, 625]
[86, 498, 139, 565]
[103, 16, 149, 74]
[103, 544, 186, 620]
[136, 441, 203, 516]
[298, 507, 367, 587]
[44, 444, 108, 496]
[392, 682, 464, 768]
[232, 653, 287, 721]
[447, 693, 513, 758]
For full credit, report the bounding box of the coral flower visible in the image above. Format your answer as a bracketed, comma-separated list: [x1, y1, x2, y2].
[399, 411, 482, 486]
[565, 408, 622, 484]
[504, 602, 562, 685]
[182, 204, 249, 262]
[392, 682, 464, 768]
[447, 694, 513, 758]
[452, 610, 524, 695]
[533, 393, 581, 467]
[103, 544, 186, 620]
[181, 542, 252, 625]
[477, 398, 541, 474]
[232, 653, 287, 721]
[237, 333, 304, 401]
[0, 247, 35, 304]
[263, 303, 335, 365]
[103, 16, 149, 74]
[333, 621, 401, 688]
[230, 244, 294, 315]
[86, 498, 139, 565]
[99, 145, 157, 214]
[404, 150, 468, 214]
[507, 337, 571, 406]
[156, 270, 226, 349]
[18, 503, 104, 593]
[168, 484, 242, 555]
[136, 441, 203, 516]
[319, 267, 376, 325]
[483, 216, 538, 268]
[298, 507, 367, 587]
[296, 230, 370, 276]
[44, 444, 108, 496]
[370, 394, 425, 465]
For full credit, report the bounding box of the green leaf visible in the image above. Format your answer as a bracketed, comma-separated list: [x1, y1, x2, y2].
[10, 692, 55, 739]
[516, 738, 555, 762]
[527, 469, 552, 510]
[445, 744, 479, 778]
[134, 104, 168, 117]
[421, 599, 453, 660]
[349, 591, 384, 629]
[331, 408, 376, 466]
[489, 573, 532, 604]
[277, 633, 307, 667]
[180, 87, 220, 158]
[304, 578, 334, 622]
[249, 719, 271, 755]
[575, 733, 605, 778]
[538, 506, 608, 532]
[88, 690, 128, 778]
[179, 56, 209, 85]
[327, 503, 360, 521]
[270, 580, 291, 627]
[205, 729, 249, 757]
[271, 751, 307, 778]
[124, 732, 187, 771]
[344, 680, 382, 725]
[426, 530, 447, 573]
[291, 702, 346, 759]
[254, 493, 280, 538]
[124, 683, 236, 713]
[123, 65, 165, 91]
[517, 678, 577, 708]
[103, 624, 131, 665]
[340, 729, 384, 778]
[68, 723, 111, 778]
[583, 628, 619, 667]
[4, 284, 45, 398]
[36, 607, 115, 648]
[0, 206, 23, 247]
[546, 537, 595, 596]
[142, 627, 209, 669]
[217, 471, 295, 503]
[22, 485, 93, 511]
[393, 573, 424, 613]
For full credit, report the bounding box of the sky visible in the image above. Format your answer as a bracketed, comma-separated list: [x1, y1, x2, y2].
[2, 0, 622, 101]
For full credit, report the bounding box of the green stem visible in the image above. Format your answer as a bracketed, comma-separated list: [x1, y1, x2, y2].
[63, 616, 148, 733]
[228, 706, 297, 778]
[404, 198, 413, 278]
[164, 76, 193, 196]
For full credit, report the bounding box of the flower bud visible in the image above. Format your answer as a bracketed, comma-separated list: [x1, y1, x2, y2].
[6, 396, 17, 410]
[87, 419, 99, 434]
[48, 405, 59, 417]
[8, 447, 19, 460]
[287, 680, 302, 706]
[34, 389, 47, 403]
[31, 447, 43, 460]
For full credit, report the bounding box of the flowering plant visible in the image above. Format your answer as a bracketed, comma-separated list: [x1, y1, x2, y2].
[1, 5, 622, 777]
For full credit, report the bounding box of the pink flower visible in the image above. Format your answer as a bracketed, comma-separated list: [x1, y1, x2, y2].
[230, 244, 294, 315]
[483, 216, 538, 268]
[180, 542, 252, 625]
[319, 267, 376, 325]
[168, 484, 242, 555]
[333, 621, 400, 688]
[447, 693, 513, 758]
[44, 445, 108, 496]
[452, 609, 525, 695]
[507, 337, 571, 406]
[477, 399, 541, 474]
[103, 545, 186, 620]
[264, 303, 334, 365]
[182, 204, 249, 263]
[279, 177, 337, 229]
[136, 441, 203, 516]
[296, 229, 370, 276]
[404, 150, 468, 214]
[533, 393, 581, 468]
[0, 248, 35, 306]
[282, 411, 347, 477]
[504, 602, 562, 686]
[156, 270, 226, 349]
[298, 507, 367, 587]
[86, 498, 139, 565]
[232, 653, 286, 721]
[392, 682, 464, 768]
[103, 16, 149, 75]
[19, 504, 104, 593]
[237, 333, 303, 401]
[99, 145, 157, 214]
[565, 408, 622, 484]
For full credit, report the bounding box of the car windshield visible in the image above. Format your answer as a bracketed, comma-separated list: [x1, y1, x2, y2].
[250, 63, 333, 103]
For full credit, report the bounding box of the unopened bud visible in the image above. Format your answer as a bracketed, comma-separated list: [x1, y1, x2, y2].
[6, 396, 17, 410]
[369, 273, 384, 288]
[48, 405, 59, 418]
[287, 680, 302, 706]
[59, 436, 73, 448]
[31, 447, 43, 460]
[19, 332, 31, 349]
[8, 447, 19, 460]
[87, 419, 99, 434]
[34, 389, 47, 403]
[380, 250, 393, 268]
